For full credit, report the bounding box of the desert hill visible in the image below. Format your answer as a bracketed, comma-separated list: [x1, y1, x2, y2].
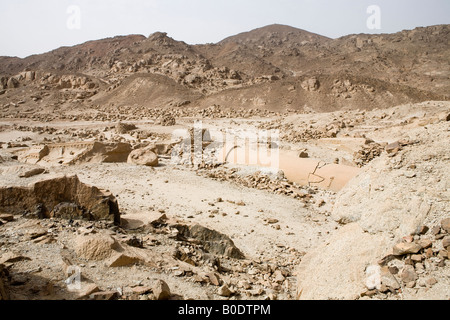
[0, 24, 449, 116]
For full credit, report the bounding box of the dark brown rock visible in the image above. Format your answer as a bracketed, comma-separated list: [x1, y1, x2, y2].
[0, 214, 14, 222]
[0, 264, 9, 300]
[7, 77, 19, 89]
[416, 225, 429, 235]
[0, 252, 31, 265]
[425, 248, 434, 258]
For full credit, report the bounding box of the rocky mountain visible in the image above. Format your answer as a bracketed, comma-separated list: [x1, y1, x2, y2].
[0, 24, 449, 114]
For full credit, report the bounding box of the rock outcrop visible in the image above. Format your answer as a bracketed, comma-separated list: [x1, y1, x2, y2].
[0, 175, 120, 224]
[16, 142, 132, 165]
[173, 223, 245, 259]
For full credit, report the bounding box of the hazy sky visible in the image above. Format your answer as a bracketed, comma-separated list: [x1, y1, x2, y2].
[0, 0, 449, 58]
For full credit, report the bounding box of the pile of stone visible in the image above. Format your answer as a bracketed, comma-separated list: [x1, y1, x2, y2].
[95, 104, 280, 121]
[282, 128, 339, 143]
[197, 168, 313, 202]
[158, 114, 176, 126]
[353, 141, 384, 167]
[363, 218, 449, 298]
[148, 218, 300, 299]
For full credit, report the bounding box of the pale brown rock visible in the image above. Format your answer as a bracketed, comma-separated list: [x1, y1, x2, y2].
[441, 218, 450, 233]
[380, 266, 400, 290]
[218, 284, 232, 297]
[75, 234, 117, 261]
[400, 265, 417, 284]
[392, 242, 422, 256]
[152, 280, 171, 300]
[19, 168, 46, 178]
[273, 270, 286, 283]
[417, 239, 432, 249]
[206, 272, 221, 286]
[127, 145, 159, 167]
[106, 252, 141, 267]
[75, 283, 100, 300]
[425, 277, 437, 287]
[411, 254, 423, 262]
[0, 252, 31, 265]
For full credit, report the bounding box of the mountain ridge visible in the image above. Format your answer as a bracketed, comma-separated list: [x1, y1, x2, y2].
[0, 23, 449, 114]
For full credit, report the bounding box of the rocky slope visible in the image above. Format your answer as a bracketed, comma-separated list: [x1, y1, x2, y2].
[0, 24, 449, 115]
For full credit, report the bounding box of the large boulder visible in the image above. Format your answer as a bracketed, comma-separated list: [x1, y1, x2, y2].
[75, 233, 118, 260]
[116, 122, 137, 134]
[301, 77, 320, 92]
[173, 224, 245, 259]
[127, 145, 159, 167]
[25, 71, 35, 81]
[0, 175, 120, 224]
[7, 77, 19, 89]
[295, 223, 391, 300]
[330, 160, 434, 237]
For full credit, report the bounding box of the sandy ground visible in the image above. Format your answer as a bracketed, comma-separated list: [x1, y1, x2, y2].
[1, 100, 449, 300]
